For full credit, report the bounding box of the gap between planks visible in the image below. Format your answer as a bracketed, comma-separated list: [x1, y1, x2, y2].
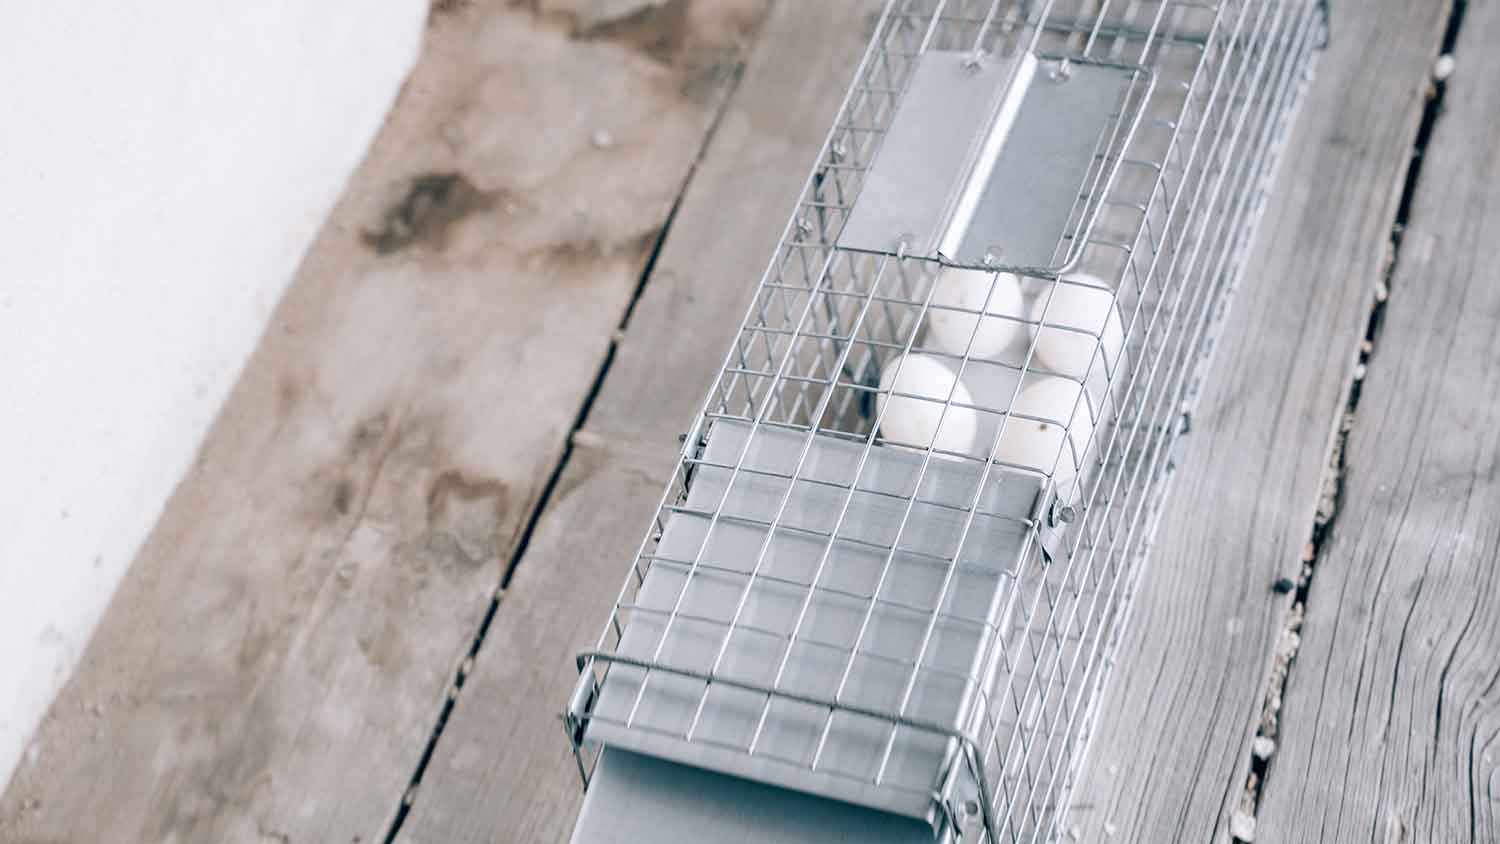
[1244, 0, 1500, 839]
[378, 22, 758, 844]
[390, 3, 884, 842]
[1226, 3, 1470, 841]
[1065, 0, 1457, 840]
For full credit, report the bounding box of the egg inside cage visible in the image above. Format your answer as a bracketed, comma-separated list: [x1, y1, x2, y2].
[566, 1, 1326, 842]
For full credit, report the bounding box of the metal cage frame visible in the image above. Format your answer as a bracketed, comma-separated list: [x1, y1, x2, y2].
[566, 1, 1326, 841]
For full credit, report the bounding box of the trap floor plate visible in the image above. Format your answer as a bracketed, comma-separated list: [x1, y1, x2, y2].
[585, 419, 1042, 821]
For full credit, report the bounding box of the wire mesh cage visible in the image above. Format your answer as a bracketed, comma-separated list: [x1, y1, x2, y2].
[566, 1, 1325, 841]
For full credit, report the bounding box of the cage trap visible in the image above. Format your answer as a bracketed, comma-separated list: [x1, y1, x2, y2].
[565, 1, 1327, 841]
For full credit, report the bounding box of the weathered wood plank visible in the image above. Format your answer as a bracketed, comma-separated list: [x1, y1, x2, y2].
[1068, 0, 1453, 839]
[1254, 3, 1500, 839]
[0, 2, 768, 842]
[392, 3, 882, 841]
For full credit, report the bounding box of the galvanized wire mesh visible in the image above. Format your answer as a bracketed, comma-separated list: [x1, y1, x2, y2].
[567, 1, 1323, 841]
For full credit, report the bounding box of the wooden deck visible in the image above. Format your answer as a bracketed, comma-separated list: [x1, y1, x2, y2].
[3, 1, 1495, 842]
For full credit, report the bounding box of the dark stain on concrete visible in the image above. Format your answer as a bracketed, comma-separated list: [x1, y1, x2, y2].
[362, 172, 495, 255]
[524, 225, 661, 273]
[425, 470, 511, 567]
[575, 0, 692, 64]
[331, 479, 355, 517]
[349, 413, 390, 457]
[430, 0, 470, 19]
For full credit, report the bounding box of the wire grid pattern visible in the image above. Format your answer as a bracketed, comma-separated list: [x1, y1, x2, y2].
[568, 1, 1323, 841]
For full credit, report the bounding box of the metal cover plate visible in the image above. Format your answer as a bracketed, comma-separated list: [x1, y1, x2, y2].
[838, 49, 1137, 270]
[584, 419, 1040, 823]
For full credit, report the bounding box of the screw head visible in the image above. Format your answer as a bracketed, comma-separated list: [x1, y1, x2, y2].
[956, 798, 986, 840]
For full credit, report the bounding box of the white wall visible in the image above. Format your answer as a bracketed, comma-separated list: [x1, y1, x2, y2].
[0, 0, 426, 790]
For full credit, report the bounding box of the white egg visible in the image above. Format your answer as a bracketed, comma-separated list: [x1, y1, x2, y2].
[877, 354, 977, 458]
[996, 376, 1096, 494]
[926, 267, 1026, 359]
[1027, 276, 1125, 380]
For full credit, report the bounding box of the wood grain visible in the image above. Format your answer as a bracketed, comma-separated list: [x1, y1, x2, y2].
[392, 3, 883, 842]
[1067, 0, 1453, 840]
[1254, 2, 1500, 839]
[0, 2, 767, 842]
